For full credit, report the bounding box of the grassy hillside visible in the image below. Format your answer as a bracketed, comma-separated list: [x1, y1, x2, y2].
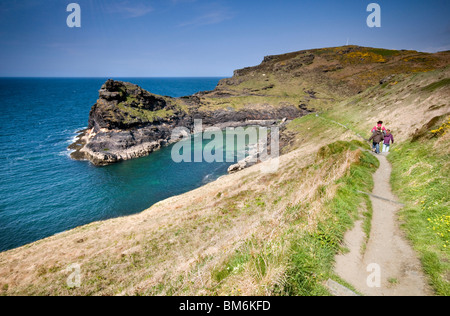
[299, 65, 449, 295]
[0, 46, 449, 296]
[197, 46, 450, 113]
[388, 117, 450, 295]
[0, 133, 376, 296]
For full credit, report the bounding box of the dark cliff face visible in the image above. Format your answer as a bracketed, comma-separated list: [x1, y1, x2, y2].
[87, 78, 309, 131]
[70, 79, 307, 165]
[71, 64, 319, 166]
[68, 80, 191, 165]
[190, 106, 307, 126]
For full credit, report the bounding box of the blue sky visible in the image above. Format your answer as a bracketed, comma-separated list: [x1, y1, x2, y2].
[0, 0, 449, 77]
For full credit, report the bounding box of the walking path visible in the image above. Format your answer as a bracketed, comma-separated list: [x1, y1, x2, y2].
[333, 153, 434, 296]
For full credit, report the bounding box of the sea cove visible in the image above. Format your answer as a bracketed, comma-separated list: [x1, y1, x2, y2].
[0, 78, 227, 252]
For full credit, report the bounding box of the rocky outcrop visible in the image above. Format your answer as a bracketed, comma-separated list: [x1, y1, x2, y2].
[69, 80, 191, 165]
[69, 79, 311, 166]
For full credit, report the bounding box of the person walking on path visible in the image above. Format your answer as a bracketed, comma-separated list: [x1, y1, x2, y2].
[369, 127, 384, 154]
[383, 129, 394, 153]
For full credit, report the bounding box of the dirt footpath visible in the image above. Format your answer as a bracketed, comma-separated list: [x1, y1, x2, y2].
[334, 153, 434, 296]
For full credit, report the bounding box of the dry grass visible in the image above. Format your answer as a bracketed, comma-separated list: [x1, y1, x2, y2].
[0, 113, 362, 296]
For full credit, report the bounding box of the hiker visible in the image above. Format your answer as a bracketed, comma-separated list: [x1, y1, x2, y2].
[371, 121, 387, 134]
[382, 129, 394, 153]
[369, 126, 384, 154]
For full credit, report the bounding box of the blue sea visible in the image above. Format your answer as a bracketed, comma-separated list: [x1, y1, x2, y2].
[0, 77, 243, 252]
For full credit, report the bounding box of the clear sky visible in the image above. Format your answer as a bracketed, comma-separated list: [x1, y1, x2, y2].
[0, 0, 449, 77]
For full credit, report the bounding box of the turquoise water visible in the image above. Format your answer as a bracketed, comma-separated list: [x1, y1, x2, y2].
[0, 77, 245, 252]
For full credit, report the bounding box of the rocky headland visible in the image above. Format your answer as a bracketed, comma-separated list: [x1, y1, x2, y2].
[69, 79, 309, 166]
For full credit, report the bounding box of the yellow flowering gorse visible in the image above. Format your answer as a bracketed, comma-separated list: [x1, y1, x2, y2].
[431, 117, 450, 137]
[427, 215, 450, 250]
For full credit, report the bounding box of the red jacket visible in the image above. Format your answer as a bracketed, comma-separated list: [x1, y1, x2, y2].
[371, 125, 386, 133]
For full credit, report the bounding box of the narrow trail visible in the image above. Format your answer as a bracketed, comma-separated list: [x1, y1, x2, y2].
[313, 114, 433, 295]
[334, 153, 434, 296]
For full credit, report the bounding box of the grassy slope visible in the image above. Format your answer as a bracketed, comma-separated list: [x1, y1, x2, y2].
[310, 66, 450, 295]
[0, 46, 449, 296]
[0, 116, 370, 296]
[197, 46, 449, 112]
[388, 119, 450, 295]
[0, 140, 377, 296]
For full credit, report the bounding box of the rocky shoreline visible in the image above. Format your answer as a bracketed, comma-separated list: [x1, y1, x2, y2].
[69, 79, 311, 166]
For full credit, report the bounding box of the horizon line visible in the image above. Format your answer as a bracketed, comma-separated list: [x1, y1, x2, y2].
[0, 76, 230, 79]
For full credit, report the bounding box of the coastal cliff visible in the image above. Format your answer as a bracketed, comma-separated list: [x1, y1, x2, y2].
[69, 79, 307, 165]
[69, 79, 190, 165]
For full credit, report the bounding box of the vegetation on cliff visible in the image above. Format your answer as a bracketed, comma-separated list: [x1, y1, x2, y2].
[389, 115, 450, 295]
[71, 45, 450, 166]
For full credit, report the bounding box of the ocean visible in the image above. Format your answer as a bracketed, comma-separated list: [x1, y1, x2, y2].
[0, 77, 244, 252]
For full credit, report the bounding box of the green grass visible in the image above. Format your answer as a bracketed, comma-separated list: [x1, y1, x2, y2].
[212, 249, 250, 283]
[277, 142, 379, 295]
[421, 78, 450, 93]
[284, 113, 357, 153]
[117, 103, 175, 124]
[388, 139, 450, 295]
[369, 48, 401, 57]
[205, 140, 379, 296]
